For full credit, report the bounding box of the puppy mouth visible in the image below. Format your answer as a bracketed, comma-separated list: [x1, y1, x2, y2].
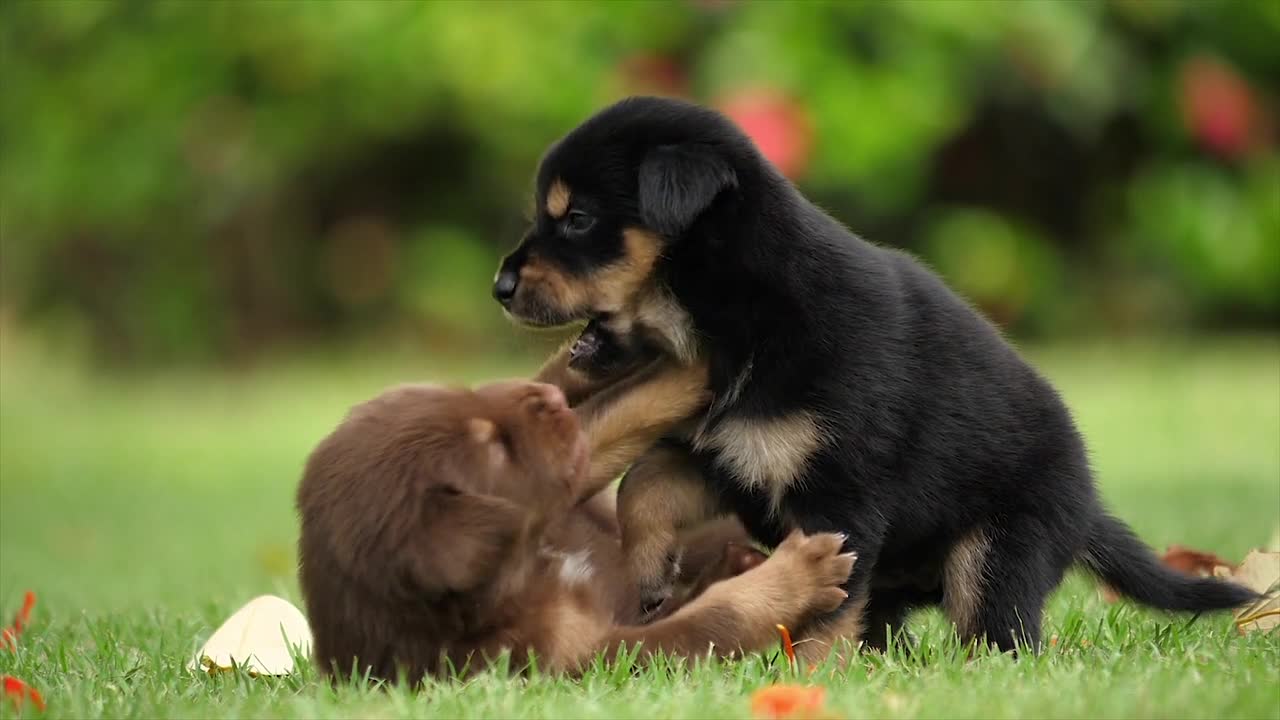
[501, 305, 590, 331]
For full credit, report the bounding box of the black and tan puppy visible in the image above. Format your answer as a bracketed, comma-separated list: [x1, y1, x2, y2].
[493, 96, 1257, 659]
[296, 379, 854, 683]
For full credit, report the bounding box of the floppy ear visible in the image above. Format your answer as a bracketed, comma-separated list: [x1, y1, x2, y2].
[724, 541, 768, 576]
[403, 491, 528, 595]
[638, 144, 738, 238]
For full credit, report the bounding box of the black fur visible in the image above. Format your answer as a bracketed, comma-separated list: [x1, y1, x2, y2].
[504, 96, 1257, 653]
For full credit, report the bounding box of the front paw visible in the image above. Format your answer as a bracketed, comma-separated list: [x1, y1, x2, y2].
[636, 549, 682, 617]
[772, 530, 857, 615]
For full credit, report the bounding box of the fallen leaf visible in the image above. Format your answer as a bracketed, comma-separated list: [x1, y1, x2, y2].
[1214, 550, 1280, 635]
[188, 595, 312, 676]
[750, 684, 832, 720]
[2, 676, 45, 713]
[1160, 545, 1234, 576]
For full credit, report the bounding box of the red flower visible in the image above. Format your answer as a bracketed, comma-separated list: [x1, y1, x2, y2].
[2, 676, 45, 713]
[750, 684, 829, 719]
[1, 591, 36, 652]
[717, 89, 814, 180]
[1178, 54, 1259, 159]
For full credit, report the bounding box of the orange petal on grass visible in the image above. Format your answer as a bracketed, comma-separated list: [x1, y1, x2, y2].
[2, 676, 45, 713]
[775, 624, 796, 668]
[1, 591, 36, 652]
[750, 684, 828, 720]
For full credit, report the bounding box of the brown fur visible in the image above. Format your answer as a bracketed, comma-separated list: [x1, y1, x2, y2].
[617, 444, 723, 605]
[296, 380, 856, 684]
[943, 529, 991, 640]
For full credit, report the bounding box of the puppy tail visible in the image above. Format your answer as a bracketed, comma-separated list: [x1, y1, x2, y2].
[1080, 513, 1259, 612]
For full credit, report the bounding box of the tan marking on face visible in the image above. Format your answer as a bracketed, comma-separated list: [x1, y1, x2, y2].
[692, 411, 827, 515]
[585, 228, 664, 314]
[520, 259, 587, 313]
[943, 528, 990, 639]
[507, 227, 671, 326]
[546, 179, 571, 219]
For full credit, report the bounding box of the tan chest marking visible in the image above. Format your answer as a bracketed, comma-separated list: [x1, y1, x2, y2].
[631, 285, 698, 364]
[693, 411, 827, 514]
[555, 550, 596, 586]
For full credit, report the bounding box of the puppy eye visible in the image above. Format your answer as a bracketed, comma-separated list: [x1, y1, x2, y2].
[564, 210, 595, 234]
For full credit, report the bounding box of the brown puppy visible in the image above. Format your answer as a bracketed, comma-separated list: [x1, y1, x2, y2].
[296, 379, 856, 684]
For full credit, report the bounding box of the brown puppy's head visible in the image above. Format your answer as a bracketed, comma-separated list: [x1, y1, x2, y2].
[297, 380, 588, 601]
[492, 97, 745, 347]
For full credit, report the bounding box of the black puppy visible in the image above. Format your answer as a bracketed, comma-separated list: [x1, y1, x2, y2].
[494, 96, 1256, 657]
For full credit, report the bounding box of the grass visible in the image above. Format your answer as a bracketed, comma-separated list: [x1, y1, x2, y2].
[1, 332, 1278, 719]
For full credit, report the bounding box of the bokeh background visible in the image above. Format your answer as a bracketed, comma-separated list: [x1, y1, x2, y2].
[0, 1, 1277, 615]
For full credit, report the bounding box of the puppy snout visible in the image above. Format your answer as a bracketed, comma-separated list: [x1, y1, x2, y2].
[493, 270, 518, 306]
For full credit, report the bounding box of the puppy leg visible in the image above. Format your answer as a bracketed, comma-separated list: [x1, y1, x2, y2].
[573, 359, 710, 501]
[617, 443, 720, 610]
[596, 529, 856, 665]
[784, 501, 889, 664]
[861, 586, 941, 653]
[532, 336, 612, 406]
[945, 524, 1066, 654]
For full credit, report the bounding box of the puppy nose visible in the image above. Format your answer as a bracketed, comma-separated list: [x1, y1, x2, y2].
[493, 270, 519, 305]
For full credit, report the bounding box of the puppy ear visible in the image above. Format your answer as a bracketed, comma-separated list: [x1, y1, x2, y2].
[638, 144, 737, 238]
[403, 491, 527, 595]
[724, 541, 768, 575]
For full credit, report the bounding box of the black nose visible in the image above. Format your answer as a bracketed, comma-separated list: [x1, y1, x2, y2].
[493, 270, 518, 305]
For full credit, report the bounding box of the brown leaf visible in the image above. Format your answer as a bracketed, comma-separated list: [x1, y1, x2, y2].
[1160, 545, 1235, 576]
[1099, 544, 1235, 603]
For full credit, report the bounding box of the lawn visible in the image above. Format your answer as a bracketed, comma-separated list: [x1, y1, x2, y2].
[1, 333, 1277, 719]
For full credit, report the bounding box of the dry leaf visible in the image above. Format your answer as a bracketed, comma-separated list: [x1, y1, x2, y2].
[188, 595, 312, 676]
[1100, 544, 1235, 603]
[1214, 550, 1280, 635]
[1159, 545, 1234, 576]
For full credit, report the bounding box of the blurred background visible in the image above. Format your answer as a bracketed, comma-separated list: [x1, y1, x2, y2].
[0, 1, 1276, 612]
[1, 0, 1277, 367]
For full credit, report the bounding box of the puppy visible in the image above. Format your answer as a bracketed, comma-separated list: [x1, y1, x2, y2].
[493, 96, 1257, 658]
[296, 379, 855, 683]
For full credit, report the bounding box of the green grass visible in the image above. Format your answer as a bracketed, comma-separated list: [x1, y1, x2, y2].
[1, 334, 1278, 719]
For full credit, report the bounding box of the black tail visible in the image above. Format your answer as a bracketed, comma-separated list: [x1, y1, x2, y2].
[1081, 513, 1259, 611]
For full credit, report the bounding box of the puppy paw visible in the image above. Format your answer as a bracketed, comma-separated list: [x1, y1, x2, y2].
[772, 530, 857, 614]
[636, 549, 682, 616]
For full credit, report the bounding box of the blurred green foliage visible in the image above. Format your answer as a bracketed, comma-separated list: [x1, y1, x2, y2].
[1, 0, 1276, 366]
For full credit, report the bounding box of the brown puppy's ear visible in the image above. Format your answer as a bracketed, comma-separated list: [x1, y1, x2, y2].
[402, 490, 528, 595]
[638, 144, 737, 239]
[724, 541, 768, 576]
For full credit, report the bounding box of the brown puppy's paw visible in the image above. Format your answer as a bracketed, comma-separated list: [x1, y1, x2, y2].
[772, 530, 857, 614]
